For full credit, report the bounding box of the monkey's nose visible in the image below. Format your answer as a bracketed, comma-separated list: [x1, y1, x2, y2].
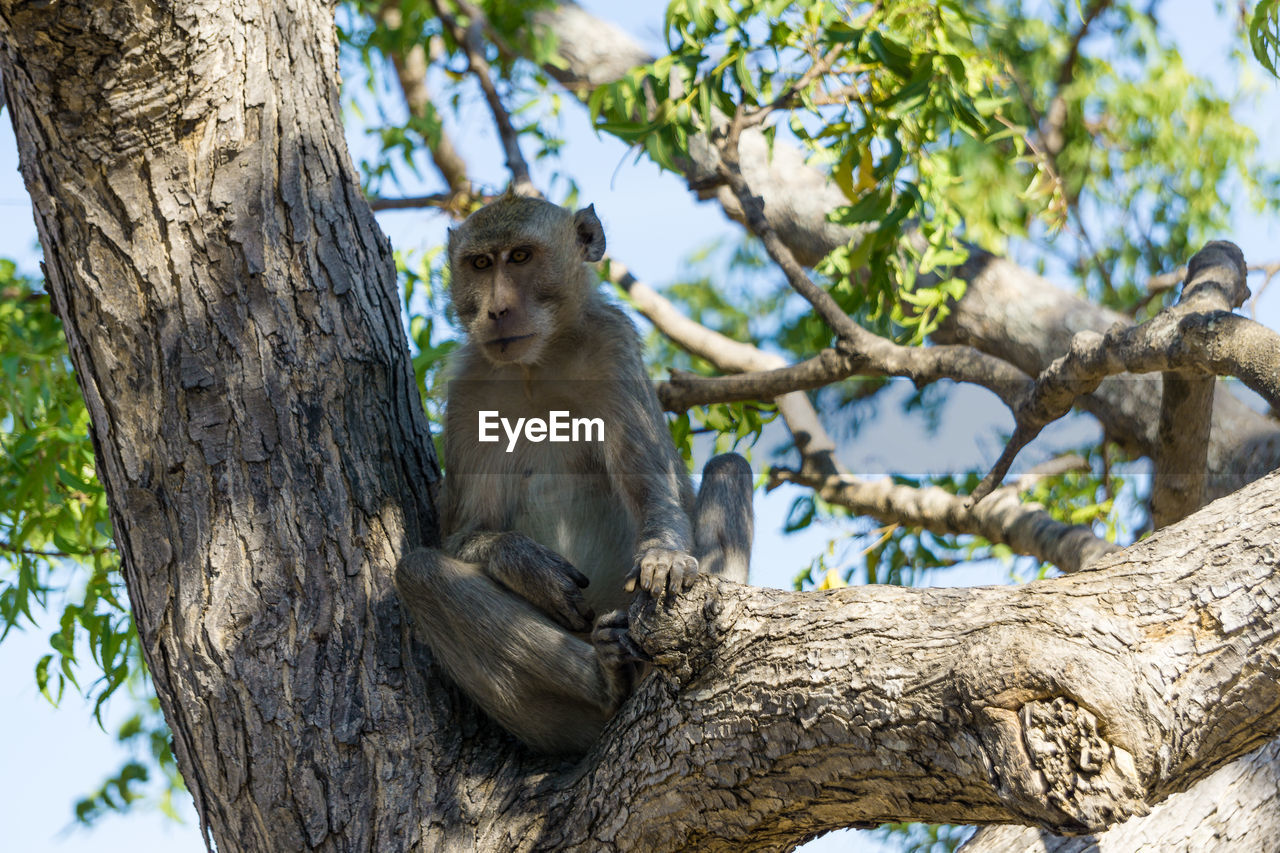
[488, 307, 510, 321]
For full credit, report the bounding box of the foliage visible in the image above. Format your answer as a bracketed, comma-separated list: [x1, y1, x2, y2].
[0, 266, 124, 709]
[586, 0, 1036, 343]
[73, 695, 185, 824]
[873, 821, 974, 852]
[0, 264, 184, 824]
[979, 1, 1278, 311]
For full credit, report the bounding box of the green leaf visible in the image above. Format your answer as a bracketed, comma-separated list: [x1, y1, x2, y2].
[1251, 0, 1280, 77]
[866, 31, 915, 77]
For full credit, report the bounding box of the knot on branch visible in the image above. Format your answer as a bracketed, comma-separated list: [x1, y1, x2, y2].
[977, 696, 1148, 834]
[628, 576, 742, 684]
[1022, 697, 1116, 810]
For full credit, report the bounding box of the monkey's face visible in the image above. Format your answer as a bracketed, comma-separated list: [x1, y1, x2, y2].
[448, 197, 607, 368]
[451, 243, 559, 366]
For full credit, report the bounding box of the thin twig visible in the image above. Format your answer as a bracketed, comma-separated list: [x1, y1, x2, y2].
[0, 539, 110, 559]
[737, 44, 844, 130]
[368, 193, 457, 212]
[1247, 260, 1280, 318]
[427, 0, 534, 193]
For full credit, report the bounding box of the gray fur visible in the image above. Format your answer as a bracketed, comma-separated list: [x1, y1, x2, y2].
[397, 196, 753, 755]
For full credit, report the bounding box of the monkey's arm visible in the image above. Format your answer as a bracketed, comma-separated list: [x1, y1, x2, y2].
[442, 530, 596, 633]
[605, 366, 698, 597]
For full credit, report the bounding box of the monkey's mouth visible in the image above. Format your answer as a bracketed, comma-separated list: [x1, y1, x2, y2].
[486, 334, 535, 354]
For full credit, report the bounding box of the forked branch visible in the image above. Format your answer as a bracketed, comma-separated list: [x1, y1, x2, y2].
[968, 241, 1269, 505]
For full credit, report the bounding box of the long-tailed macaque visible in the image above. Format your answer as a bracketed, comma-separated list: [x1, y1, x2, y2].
[396, 193, 753, 755]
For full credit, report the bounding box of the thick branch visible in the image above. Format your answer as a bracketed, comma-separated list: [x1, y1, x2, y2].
[938, 250, 1280, 502]
[1151, 370, 1214, 528]
[542, 469, 1280, 849]
[964, 738, 1280, 851]
[1152, 247, 1257, 526]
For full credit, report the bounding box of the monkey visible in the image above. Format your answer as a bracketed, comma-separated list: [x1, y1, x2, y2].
[395, 191, 754, 755]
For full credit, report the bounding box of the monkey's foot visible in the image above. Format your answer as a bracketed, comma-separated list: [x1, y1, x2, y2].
[592, 609, 646, 710]
[592, 609, 649, 666]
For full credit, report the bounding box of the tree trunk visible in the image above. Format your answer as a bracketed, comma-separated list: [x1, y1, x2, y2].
[0, 1, 457, 847]
[4, 2, 1280, 851]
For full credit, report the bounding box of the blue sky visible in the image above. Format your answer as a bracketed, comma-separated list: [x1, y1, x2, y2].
[1, 1, 1278, 851]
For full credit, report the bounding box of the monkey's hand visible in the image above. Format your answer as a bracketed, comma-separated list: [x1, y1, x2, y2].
[626, 548, 699, 599]
[485, 533, 596, 632]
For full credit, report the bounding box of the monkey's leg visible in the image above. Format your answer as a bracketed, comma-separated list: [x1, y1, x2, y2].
[692, 453, 754, 584]
[396, 547, 624, 755]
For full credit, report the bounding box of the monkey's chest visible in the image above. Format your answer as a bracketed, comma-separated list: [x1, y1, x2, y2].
[497, 447, 636, 613]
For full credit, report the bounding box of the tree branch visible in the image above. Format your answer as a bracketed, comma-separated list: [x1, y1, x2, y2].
[701, 111, 1034, 414]
[543, 469, 1280, 848]
[768, 466, 1119, 574]
[520, 1, 1280, 501]
[657, 341, 1030, 413]
[969, 241, 1262, 505]
[0, 538, 109, 559]
[963, 737, 1280, 851]
[367, 192, 456, 211]
[602, 260, 1115, 573]
[1150, 369, 1214, 528]
[428, 0, 534, 193]
[378, 3, 471, 197]
[602, 257, 845, 479]
[1041, 0, 1113, 158]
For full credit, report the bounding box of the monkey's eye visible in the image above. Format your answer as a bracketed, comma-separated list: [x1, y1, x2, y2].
[509, 247, 532, 264]
[471, 256, 492, 270]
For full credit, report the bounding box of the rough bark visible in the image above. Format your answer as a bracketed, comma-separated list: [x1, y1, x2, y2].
[1150, 244, 1251, 528]
[522, 13, 1280, 843]
[577, 472, 1280, 849]
[964, 739, 1280, 852]
[4, 1, 1280, 851]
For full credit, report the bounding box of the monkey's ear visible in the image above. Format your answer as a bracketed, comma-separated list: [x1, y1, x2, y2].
[573, 205, 606, 262]
[446, 227, 455, 252]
